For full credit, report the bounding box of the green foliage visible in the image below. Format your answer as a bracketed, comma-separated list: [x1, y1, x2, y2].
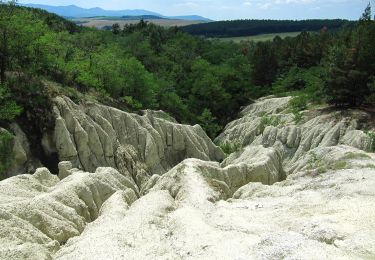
[342, 152, 371, 160]
[7, 76, 56, 132]
[197, 108, 222, 139]
[219, 141, 241, 155]
[123, 96, 143, 110]
[259, 115, 282, 133]
[0, 84, 22, 120]
[360, 3, 372, 21]
[1, 3, 375, 141]
[288, 95, 308, 111]
[182, 19, 352, 38]
[0, 131, 14, 179]
[365, 131, 375, 152]
[272, 67, 326, 103]
[307, 151, 348, 174]
[288, 95, 308, 124]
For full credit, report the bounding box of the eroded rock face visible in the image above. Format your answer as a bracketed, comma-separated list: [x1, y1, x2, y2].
[53, 151, 375, 259]
[1, 96, 375, 259]
[0, 123, 41, 178]
[50, 96, 224, 188]
[0, 167, 137, 259]
[216, 97, 374, 174]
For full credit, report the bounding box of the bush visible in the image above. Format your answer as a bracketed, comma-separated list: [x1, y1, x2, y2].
[0, 84, 23, 121]
[219, 141, 241, 155]
[259, 115, 282, 132]
[197, 108, 222, 139]
[366, 131, 375, 152]
[0, 131, 14, 180]
[272, 67, 326, 105]
[288, 95, 308, 124]
[7, 76, 56, 133]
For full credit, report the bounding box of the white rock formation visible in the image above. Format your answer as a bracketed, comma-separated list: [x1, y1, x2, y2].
[55, 151, 375, 259]
[1, 96, 374, 259]
[216, 97, 374, 174]
[49, 96, 224, 188]
[0, 166, 138, 259]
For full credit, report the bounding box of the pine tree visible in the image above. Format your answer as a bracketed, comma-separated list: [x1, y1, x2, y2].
[360, 2, 372, 21]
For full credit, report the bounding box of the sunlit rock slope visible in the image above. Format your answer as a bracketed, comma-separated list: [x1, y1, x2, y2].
[1, 96, 374, 259]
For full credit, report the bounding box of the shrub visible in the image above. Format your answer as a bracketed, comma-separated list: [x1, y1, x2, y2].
[197, 108, 222, 139]
[365, 131, 375, 152]
[288, 95, 308, 124]
[124, 96, 143, 110]
[7, 76, 56, 133]
[272, 66, 326, 103]
[219, 141, 241, 155]
[259, 115, 282, 132]
[288, 95, 308, 113]
[0, 131, 14, 180]
[0, 84, 23, 121]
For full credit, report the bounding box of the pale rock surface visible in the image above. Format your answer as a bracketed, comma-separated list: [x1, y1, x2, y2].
[1, 96, 375, 259]
[0, 167, 137, 259]
[52, 150, 375, 260]
[51, 96, 224, 188]
[216, 97, 374, 174]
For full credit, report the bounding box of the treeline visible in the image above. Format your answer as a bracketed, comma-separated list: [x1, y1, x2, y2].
[182, 19, 353, 37]
[0, 1, 375, 142]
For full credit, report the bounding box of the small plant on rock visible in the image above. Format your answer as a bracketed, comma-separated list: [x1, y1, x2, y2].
[259, 115, 282, 133]
[365, 131, 375, 152]
[219, 141, 241, 155]
[288, 95, 308, 124]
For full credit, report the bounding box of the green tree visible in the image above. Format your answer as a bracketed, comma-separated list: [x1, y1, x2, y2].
[197, 108, 221, 139]
[360, 2, 372, 21]
[0, 84, 22, 120]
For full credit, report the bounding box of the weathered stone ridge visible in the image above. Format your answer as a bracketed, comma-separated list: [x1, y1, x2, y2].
[216, 96, 374, 174]
[0, 96, 374, 259]
[51, 96, 224, 187]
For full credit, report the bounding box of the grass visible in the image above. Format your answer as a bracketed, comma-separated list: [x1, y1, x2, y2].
[364, 131, 375, 152]
[342, 152, 371, 160]
[219, 141, 241, 155]
[212, 32, 302, 43]
[307, 151, 349, 174]
[259, 115, 284, 133]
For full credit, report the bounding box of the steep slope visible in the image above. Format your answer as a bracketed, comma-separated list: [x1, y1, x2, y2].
[49, 96, 224, 189]
[0, 96, 374, 259]
[3, 96, 224, 184]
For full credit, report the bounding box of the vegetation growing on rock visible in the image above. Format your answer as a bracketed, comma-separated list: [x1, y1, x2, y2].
[0, 2, 374, 138]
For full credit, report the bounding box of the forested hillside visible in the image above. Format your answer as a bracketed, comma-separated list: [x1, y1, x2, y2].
[182, 19, 353, 37]
[0, 1, 375, 141]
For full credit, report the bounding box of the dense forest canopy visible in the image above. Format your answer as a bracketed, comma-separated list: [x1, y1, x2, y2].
[0, 1, 375, 140]
[182, 19, 354, 38]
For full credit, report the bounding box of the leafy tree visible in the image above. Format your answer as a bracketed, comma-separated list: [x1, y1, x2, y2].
[112, 23, 121, 35]
[197, 108, 221, 139]
[250, 41, 278, 88]
[0, 84, 22, 120]
[360, 2, 372, 21]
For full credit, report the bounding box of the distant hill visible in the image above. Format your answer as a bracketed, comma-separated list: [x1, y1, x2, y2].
[21, 4, 211, 21]
[121, 15, 165, 20]
[182, 19, 354, 38]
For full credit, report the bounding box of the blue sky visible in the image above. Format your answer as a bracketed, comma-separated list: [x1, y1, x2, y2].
[19, 0, 372, 20]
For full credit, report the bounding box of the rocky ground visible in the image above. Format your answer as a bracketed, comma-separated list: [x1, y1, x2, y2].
[0, 96, 374, 259]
